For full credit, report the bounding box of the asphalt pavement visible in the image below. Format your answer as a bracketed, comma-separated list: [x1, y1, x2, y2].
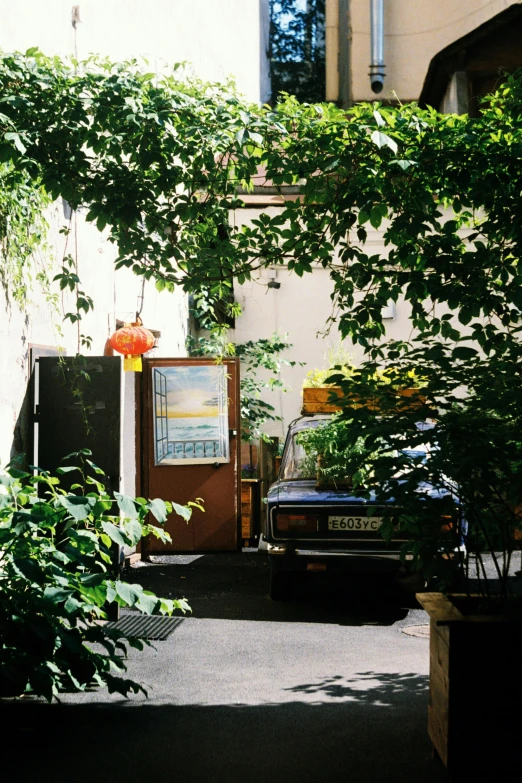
[2, 552, 451, 783]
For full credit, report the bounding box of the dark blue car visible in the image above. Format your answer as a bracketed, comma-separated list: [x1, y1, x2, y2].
[264, 415, 430, 599]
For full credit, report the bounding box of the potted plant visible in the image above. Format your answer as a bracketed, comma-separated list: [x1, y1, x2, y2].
[301, 347, 357, 414]
[301, 368, 424, 414]
[302, 347, 423, 416]
[329, 351, 522, 777]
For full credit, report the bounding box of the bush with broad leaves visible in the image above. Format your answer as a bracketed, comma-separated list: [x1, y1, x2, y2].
[0, 449, 202, 701]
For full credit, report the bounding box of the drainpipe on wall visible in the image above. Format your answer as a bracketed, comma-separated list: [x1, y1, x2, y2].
[338, 0, 351, 107]
[369, 0, 385, 94]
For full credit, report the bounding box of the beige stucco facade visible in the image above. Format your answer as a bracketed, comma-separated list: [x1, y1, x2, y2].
[326, 0, 520, 104]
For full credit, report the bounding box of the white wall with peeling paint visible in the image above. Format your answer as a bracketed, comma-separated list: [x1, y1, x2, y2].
[0, 1, 269, 475]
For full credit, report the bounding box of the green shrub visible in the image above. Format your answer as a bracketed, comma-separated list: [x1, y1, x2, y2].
[0, 450, 198, 701]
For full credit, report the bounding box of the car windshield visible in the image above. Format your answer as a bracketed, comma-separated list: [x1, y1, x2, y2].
[281, 431, 316, 480]
[280, 418, 432, 481]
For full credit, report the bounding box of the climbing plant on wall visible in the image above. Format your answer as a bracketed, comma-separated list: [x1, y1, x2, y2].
[0, 50, 522, 360]
[0, 162, 50, 308]
[187, 330, 299, 442]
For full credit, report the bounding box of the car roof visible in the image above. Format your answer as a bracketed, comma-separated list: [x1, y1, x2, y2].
[287, 415, 332, 434]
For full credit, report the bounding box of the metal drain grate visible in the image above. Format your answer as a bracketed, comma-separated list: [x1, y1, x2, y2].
[401, 625, 430, 638]
[106, 614, 184, 640]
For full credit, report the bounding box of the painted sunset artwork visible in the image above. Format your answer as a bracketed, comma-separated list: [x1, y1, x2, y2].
[153, 364, 229, 465]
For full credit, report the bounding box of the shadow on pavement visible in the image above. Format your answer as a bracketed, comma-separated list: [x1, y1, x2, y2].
[127, 552, 417, 626]
[1, 671, 448, 783]
[284, 670, 429, 702]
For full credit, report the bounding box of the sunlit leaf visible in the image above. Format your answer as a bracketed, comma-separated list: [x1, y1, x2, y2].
[370, 130, 398, 154]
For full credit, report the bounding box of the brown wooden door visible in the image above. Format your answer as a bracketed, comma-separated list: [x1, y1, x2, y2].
[140, 358, 241, 553]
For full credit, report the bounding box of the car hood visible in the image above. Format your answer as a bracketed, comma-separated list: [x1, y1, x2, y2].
[267, 479, 450, 506]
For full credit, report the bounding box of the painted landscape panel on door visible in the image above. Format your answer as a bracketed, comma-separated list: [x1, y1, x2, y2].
[153, 364, 229, 466]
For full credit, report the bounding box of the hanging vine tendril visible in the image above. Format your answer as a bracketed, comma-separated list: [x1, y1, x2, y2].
[0, 163, 51, 308]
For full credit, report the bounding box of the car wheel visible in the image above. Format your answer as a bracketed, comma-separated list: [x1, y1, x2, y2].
[269, 565, 292, 600]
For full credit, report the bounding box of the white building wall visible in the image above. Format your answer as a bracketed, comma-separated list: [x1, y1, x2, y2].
[0, 1, 268, 474]
[0, 0, 268, 104]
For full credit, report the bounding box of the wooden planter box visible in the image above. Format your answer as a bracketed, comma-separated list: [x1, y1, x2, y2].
[417, 592, 522, 777]
[301, 386, 425, 415]
[301, 387, 343, 414]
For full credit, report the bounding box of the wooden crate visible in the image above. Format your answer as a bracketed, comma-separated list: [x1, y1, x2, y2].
[241, 479, 262, 544]
[417, 592, 521, 776]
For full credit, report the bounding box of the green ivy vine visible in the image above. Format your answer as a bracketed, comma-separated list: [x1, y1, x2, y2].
[0, 162, 50, 308]
[1, 50, 521, 360]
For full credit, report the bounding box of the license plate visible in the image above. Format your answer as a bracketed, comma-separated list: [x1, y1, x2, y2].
[328, 516, 383, 531]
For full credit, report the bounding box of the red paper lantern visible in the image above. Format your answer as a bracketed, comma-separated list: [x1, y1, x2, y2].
[109, 323, 155, 372]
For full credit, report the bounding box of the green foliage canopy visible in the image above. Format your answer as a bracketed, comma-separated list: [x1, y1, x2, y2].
[0, 52, 521, 358]
[0, 161, 50, 307]
[326, 343, 522, 599]
[1, 51, 522, 359]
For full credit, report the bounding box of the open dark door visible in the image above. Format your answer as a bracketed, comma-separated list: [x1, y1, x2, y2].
[36, 356, 121, 494]
[140, 358, 241, 553]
